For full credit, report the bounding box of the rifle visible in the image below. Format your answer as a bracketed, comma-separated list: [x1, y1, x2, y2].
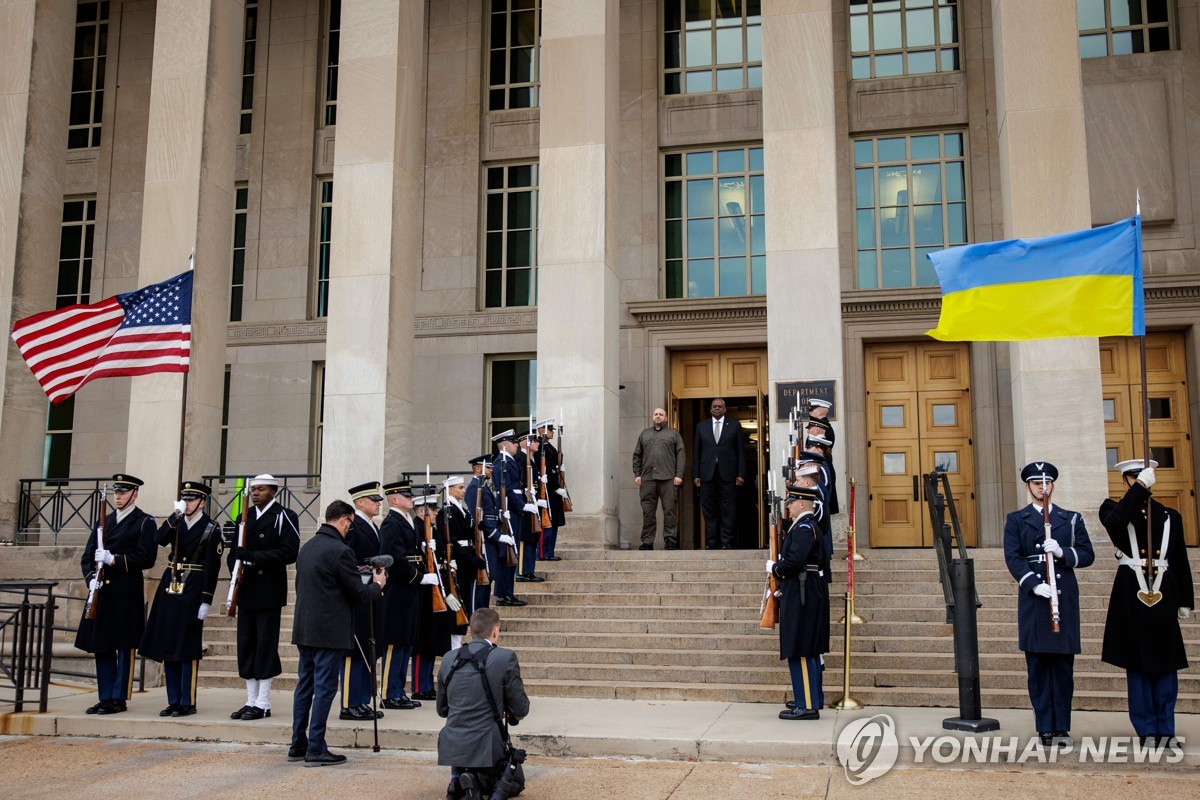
[424, 492, 449, 613]
[83, 484, 109, 620]
[166, 492, 185, 596]
[497, 456, 519, 567]
[474, 477, 490, 586]
[441, 500, 470, 626]
[759, 474, 781, 629]
[558, 421, 573, 512]
[524, 444, 543, 536]
[536, 447, 553, 530]
[225, 482, 250, 617]
[1041, 477, 1061, 634]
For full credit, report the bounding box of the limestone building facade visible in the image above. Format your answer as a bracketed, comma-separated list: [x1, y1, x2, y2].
[3, 0, 1199, 550]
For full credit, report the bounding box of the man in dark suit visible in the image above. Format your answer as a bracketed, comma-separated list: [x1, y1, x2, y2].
[692, 397, 746, 549]
[1003, 461, 1094, 748]
[76, 473, 157, 715]
[289, 500, 386, 767]
[438, 607, 530, 800]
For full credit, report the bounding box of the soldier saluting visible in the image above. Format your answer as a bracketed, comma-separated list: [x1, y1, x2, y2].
[76, 473, 157, 715]
[1099, 459, 1194, 745]
[140, 481, 223, 716]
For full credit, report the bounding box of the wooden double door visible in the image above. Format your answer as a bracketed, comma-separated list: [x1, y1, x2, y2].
[1101, 333, 1197, 545]
[866, 342, 976, 547]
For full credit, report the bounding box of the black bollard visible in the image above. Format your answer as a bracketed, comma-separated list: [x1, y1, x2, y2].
[943, 557, 999, 732]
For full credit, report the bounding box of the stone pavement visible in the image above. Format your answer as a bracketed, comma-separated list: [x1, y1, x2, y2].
[3, 682, 1199, 777]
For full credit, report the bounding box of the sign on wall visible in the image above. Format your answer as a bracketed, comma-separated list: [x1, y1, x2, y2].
[775, 380, 837, 422]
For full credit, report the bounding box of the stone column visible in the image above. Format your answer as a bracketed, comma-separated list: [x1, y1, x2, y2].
[320, 0, 426, 508]
[125, 0, 242, 513]
[992, 0, 1108, 512]
[536, 0, 621, 546]
[0, 0, 75, 537]
[761, 2, 844, 481]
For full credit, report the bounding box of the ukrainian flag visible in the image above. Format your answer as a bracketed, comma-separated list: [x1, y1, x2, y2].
[926, 216, 1144, 341]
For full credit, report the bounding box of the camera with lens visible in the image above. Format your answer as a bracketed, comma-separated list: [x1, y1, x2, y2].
[488, 747, 526, 800]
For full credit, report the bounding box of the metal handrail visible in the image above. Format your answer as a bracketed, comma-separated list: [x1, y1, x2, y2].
[15, 478, 109, 545]
[201, 473, 323, 531]
[48, 591, 147, 691]
[0, 581, 56, 712]
[925, 470, 980, 620]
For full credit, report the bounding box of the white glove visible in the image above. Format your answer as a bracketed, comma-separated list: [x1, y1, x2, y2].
[420, 541, 427, 551]
[445, 595, 462, 613]
[1179, 607, 1191, 621]
[536, 499, 548, 509]
[539, 474, 548, 484]
[1137, 468, 1156, 488]
[449, 559, 458, 572]
[94, 548, 108, 564]
[502, 511, 511, 521]
[556, 488, 568, 498]
[522, 503, 537, 514]
[197, 603, 210, 621]
[766, 560, 776, 575]
[1041, 538, 1063, 558]
[420, 573, 439, 586]
[88, 578, 101, 592]
[498, 534, 516, 547]
[173, 500, 187, 516]
[1033, 583, 1054, 599]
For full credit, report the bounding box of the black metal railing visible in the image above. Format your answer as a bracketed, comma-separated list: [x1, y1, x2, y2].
[16, 478, 109, 546]
[47, 592, 147, 693]
[0, 581, 56, 712]
[925, 469, 979, 618]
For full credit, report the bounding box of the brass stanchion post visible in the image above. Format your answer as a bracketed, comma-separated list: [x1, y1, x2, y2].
[833, 477, 864, 710]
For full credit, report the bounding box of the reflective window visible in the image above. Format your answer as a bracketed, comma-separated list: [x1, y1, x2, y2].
[932, 403, 956, 425]
[1102, 397, 1116, 421]
[854, 131, 968, 289]
[311, 362, 325, 474]
[488, 356, 537, 444]
[1150, 445, 1175, 468]
[58, 198, 96, 309]
[1106, 447, 1119, 468]
[322, 0, 341, 126]
[882, 452, 907, 474]
[663, 0, 762, 94]
[933, 451, 958, 473]
[1147, 397, 1171, 419]
[68, 1, 109, 148]
[488, 0, 541, 110]
[1079, 0, 1173, 59]
[230, 185, 249, 322]
[240, 2, 258, 134]
[484, 163, 540, 308]
[849, 0, 960, 80]
[220, 367, 232, 474]
[314, 179, 333, 317]
[664, 146, 765, 298]
[881, 405, 905, 427]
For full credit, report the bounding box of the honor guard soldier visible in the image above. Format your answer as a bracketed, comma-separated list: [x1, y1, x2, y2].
[140, 481, 222, 716]
[535, 419, 566, 561]
[378, 479, 423, 710]
[76, 474, 157, 715]
[802, 439, 836, 565]
[805, 399, 839, 515]
[340, 481, 386, 721]
[515, 433, 546, 583]
[1100, 459, 1195, 744]
[465, 455, 501, 612]
[442, 475, 488, 651]
[227, 474, 301, 721]
[769, 486, 829, 720]
[1003, 462, 1094, 747]
[491, 430, 528, 607]
[412, 492, 456, 701]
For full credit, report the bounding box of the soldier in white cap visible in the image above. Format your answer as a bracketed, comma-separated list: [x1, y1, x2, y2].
[227, 474, 300, 721]
[1100, 459, 1194, 744]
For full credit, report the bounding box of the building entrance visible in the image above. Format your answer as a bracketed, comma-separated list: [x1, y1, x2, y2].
[668, 349, 769, 550]
[865, 342, 977, 547]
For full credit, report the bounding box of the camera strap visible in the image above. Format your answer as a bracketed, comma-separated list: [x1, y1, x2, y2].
[446, 642, 511, 747]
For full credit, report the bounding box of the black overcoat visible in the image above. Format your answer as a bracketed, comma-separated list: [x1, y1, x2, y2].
[75, 506, 157, 653]
[345, 512, 386, 649]
[140, 512, 222, 662]
[227, 501, 299, 610]
[774, 514, 829, 660]
[378, 508, 422, 647]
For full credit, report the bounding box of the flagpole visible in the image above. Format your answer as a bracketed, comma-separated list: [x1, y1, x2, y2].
[177, 249, 195, 491]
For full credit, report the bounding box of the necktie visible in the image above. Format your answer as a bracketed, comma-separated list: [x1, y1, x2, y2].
[714, 418, 722, 441]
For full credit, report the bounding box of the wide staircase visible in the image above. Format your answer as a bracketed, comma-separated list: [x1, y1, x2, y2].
[196, 545, 1200, 711]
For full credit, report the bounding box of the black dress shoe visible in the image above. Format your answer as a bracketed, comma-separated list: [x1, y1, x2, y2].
[339, 706, 373, 721]
[382, 697, 417, 710]
[1039, 732, 1054, 747]
[639, 543, 653, 551]
[230, 705, 252, 720]
[240, 706, 267, 720]
[95, 700, 127, 715]
[411, 690, 437, 701]
[785, 699, 795, 709]
[171, 705, 197, 717]
[516, 573, 545, 582]
[287, 743, 307, 762]
[664, 542, 679, 550]
[507, 596, 527, 606]
[779, 707, 819, 721]
[446, 778, 465, 800]
[86, 701, 107, 715]
[304, 750, 347, 768]
[160, 705, 179, 717]
[544, 555, 562, 561]
[458, 773, 482, 800]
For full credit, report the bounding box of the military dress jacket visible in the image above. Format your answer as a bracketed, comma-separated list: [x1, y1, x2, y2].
[227, 501, 300, 611]
[1099, 481, 1194, 672]
[492, 452, 527, 541]
[140, 512, 222, 662]
[75, 506, 157, 653]
[414, 510, 454, 655]
[541, 442, 567, 528]
[772, 513, 830, 660]
[345, 512, 385, 649]
[442, 501, 487, 623]
[1003, 502, 1094, 654]
[465, 476, 500, 541]
[378, 508, 423, 648]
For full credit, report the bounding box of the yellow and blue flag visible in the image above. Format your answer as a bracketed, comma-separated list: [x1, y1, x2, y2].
[926, 216, 1144, 341]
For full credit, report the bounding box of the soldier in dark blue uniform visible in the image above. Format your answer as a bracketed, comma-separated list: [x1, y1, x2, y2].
[515, 433, 546, 583]
[491, 430, 528, 607]
[535, 419, 567, 561]
[805, 398, 839, 515]
[804, 435, 836, 561]
[465, 455, 501, 612]
[227, 473, 300, 720]
[412, 492, 457, 700]
[1100, 459, 1194, 744]
[442, 476, 486, 651]
[140, 481, 222, 716]
[770, 485, 829, 720]
[340, 481, 386, 720]
[76, 473, 157, 715]
[378, 479, 423, 711]
[1003, 461, 1094, 747]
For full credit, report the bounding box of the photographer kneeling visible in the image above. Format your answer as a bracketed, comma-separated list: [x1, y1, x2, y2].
[437, 608, 530, 800]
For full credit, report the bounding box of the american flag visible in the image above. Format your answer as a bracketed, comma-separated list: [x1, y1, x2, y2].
[11, 270, 193, 404]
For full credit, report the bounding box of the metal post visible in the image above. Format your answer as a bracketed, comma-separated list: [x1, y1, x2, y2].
[943, 558, 999, 732]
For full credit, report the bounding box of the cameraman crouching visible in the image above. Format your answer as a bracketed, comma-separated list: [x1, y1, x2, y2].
[438, 608, 530, 800]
